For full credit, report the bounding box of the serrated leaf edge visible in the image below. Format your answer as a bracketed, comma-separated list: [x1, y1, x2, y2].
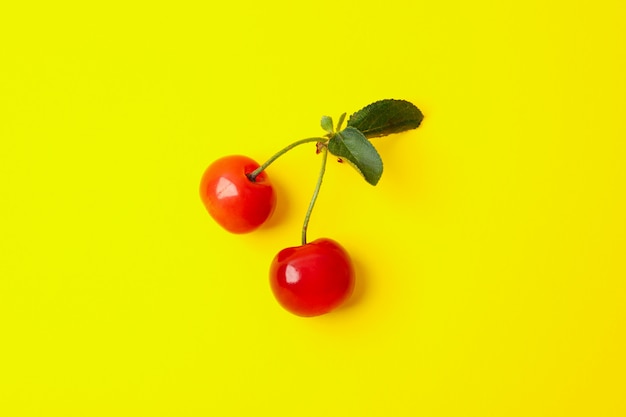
[347, 98, 423, 138]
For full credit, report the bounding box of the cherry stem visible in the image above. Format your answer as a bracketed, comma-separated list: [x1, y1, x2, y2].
[302, 146, 328, 245]
[247, 137, 325, 182]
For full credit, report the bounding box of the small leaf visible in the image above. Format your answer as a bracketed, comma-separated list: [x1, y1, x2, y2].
[327, 127, 383, 185]
[347, 99, 424, 138]
[336, 112, 347, 131]
[320, 115, 334, 134]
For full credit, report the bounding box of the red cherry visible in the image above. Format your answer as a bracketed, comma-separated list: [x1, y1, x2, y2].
[200, 155, 276, 234]
[270, 238, 355, 317]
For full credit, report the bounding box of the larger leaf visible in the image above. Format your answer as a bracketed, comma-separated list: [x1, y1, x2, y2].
[347, 99, 424, 138]
[327, 127, 383, 186]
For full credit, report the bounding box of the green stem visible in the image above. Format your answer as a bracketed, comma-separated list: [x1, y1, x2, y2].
[247, 137, 324, 181]
[302, 146, 328, 245]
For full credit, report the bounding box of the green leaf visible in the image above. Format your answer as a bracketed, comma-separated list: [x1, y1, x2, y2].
[347, 99, 424, 138]
[327, 127, 383, 185]
[336, 112, 347, 131]
[320, 115, 334, 134]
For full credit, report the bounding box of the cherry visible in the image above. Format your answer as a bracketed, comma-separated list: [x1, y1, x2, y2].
[199, 155, 276, 234]
[270, 238, 355, 317]
[199, 100, 423, 317]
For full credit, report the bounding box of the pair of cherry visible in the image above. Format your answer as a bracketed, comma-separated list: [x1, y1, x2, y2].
[199, 100, 423, 317]
[199, 154, 354, 317]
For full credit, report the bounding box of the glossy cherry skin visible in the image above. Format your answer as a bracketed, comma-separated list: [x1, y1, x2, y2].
[200, 155, 276, 234]
[270, 238, 355, 317]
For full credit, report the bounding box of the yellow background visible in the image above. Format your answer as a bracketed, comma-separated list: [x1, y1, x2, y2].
[1, 1, 625, 415]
